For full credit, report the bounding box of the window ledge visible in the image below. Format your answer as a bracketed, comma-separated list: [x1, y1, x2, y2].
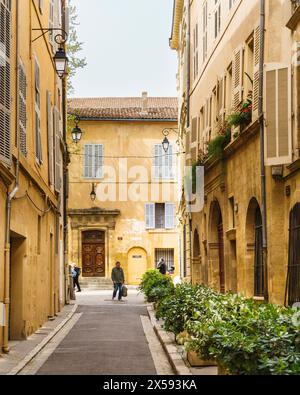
[147, 229, 177, 234]
[253, 296, 265, 303]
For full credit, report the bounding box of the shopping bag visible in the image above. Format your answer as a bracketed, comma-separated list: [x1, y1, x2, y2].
[122, 285, 128, 297]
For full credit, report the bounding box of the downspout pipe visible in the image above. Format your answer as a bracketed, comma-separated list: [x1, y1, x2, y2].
[3, 0, 20, 353]
[186, 0, 191, 129]
[258, 0, 268, 301]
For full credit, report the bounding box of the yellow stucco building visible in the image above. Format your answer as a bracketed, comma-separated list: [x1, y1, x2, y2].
[68, 95, 180, 286]
[0, 0, 68, 353]
[171, 0, 300, 305]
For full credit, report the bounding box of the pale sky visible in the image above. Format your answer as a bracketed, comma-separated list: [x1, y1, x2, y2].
[70, 0, 178, 98]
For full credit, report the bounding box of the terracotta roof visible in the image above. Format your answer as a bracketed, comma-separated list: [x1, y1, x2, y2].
[68, 97, 178, 121]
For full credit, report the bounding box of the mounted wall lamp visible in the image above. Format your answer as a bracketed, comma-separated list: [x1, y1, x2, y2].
[90, 183, 97, 202]
[32, 28, 69, 79]
[71, 116, 83, 144]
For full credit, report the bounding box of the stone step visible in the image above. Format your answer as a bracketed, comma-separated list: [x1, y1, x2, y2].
[79, 277, 113, 290]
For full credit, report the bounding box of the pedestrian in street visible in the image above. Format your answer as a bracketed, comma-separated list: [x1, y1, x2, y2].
[111, 261, 125, 301]
[157, 258, 167, 275]
[72, 263, 82, 293]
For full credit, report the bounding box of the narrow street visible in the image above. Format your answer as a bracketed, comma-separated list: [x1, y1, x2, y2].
[17, 290, 173, 376]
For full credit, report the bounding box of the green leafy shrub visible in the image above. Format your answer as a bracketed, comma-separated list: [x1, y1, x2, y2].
[139, 269, 174, 303]
[207, 129, 231, 158]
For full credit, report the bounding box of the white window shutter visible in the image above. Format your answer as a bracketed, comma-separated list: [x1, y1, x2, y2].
[165, 203, 175, 229]
[19, 62, 27, 157]
[94, 144, 103, 178]
[232, 46, 244, 110]
[84, 145, 92, 178]
[252, 25, 261, 120]
[47, 91, 54, 186]
[264, 64, 292, 166]
[145, 203, 155, 229]
[54, 107, 61, 192]
[154, 144, 162, 179]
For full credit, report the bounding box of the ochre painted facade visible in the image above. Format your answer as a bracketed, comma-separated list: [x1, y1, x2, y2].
[67, 101, 180, 285]
[0, 0, 68, 353]
[171, 0, 300, 305]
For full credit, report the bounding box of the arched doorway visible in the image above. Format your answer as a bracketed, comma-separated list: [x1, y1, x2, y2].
[192, 229, 201, 284]
[209, 201, 225, 293]
[127, 247, 148, 285]
[286, 203, 300, 306]
[245, 198, 264, 297]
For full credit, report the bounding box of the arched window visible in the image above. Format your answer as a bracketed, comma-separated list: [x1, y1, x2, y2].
[286, 203, 300, 306]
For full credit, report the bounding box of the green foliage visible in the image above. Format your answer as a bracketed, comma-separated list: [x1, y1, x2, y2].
[148, 277, 300, 375]
[207, 129, 231, 158]
[67, 1, 87, 94]
[139, 269, 174, 303]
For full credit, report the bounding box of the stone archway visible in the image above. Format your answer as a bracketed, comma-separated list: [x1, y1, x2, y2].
[286, 203, 300, 306]
[245, 198, 264, 297]
[209, 200, 225, 293]
[127, 247, 148, 285]
[192, 229, 201, 284]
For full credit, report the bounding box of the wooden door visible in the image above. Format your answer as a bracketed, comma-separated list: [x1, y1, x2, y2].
[218, 221, 225, 293]
[82, 231, 105, 277]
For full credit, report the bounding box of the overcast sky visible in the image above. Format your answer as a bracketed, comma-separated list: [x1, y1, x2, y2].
[70, 0, 178, 98]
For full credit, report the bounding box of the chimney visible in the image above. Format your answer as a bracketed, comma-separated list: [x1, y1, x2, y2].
[142, 91, 148, 112]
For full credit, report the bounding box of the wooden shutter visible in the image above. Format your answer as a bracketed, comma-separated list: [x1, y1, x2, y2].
[218, 75, 225, 120]
[252, 25, 261, 120]
[54, 106, 61, 192]
[94, 144, 103, 178]
[165, 203, 175, 229]
[19, 62, 27, 156]
[35, 59, 42, 163]
[84, 144, 92, 178]
[191, 117, 198, 143]
[47, 91, 54, 185]
[264, 64, 292, 166]
[0, 0, 11, 163]
[145, 203, 155, 229]
[232, 46, 244, 110]
[165, 143, 173, 179]
[49, 0, 54, 48]
[154, 144, 163, 179]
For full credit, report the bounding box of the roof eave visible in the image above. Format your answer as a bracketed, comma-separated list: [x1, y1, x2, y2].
[169, 0, 184, 51]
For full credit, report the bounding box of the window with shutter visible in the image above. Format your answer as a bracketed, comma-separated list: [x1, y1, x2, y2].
[35, 58, 42, 164]
[83, 144, 104, 179]
[0, 0, 11, 163]
[191, 117, 198, 143]
[232, 46, 244, 110]
[264, 64, 292, 166]
[54, 107, 61, 192]
[153, 144, 174, 180]
[252, 25, 261, 120]
[165, 203, 175, 230]
[49, 0, 54, 48]
[47, 91, 54, 186]
[145, 203, 155, 229]
[19, 61, 27, 157]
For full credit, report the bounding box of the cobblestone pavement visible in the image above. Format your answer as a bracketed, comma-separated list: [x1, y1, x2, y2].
[20, 289, 173, 375]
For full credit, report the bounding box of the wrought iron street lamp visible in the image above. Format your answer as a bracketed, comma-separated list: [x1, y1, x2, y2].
[161, 128, 179, 153]
[53, 46, 69, 79]
[32, 28, 69, 79]
[71, 117, 82, 144]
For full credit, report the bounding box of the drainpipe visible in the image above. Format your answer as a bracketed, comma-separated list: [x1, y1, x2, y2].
[186, 0, 191, 129]
[3, 0, 20, 353]
[258, 0, 269, 301]
[62, 1, 69, 304]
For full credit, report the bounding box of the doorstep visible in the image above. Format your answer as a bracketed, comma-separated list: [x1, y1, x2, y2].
[0, 303, 78, 375]
[147, 304, 218, 376]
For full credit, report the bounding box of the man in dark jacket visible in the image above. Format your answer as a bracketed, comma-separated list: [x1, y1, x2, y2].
[157, 258, 167, 275]
[72, 264, 81, 292]
[111, 261, 125, 301]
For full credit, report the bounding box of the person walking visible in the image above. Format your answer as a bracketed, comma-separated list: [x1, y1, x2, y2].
[157, 258, 167, 275]
[71, 263, 82, 293]
[111, 261, 125, 301]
